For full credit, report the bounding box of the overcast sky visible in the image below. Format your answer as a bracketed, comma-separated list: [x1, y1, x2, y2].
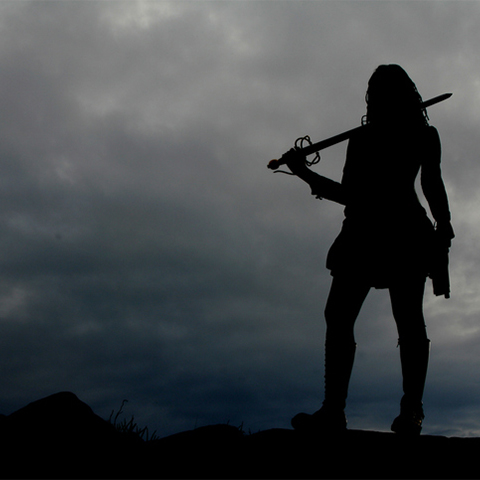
[1, 0, 480, 437]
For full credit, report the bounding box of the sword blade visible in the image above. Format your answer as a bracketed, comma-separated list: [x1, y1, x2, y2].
[268, 92, 453, 170]
[299, 93, 452, 157]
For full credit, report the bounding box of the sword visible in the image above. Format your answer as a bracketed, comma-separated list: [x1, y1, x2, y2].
[267, 93, 452, 170]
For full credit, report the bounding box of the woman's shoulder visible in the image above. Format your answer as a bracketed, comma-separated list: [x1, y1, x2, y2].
[423, 124, 439, 137]
[347, 123, 440, 149]
[402, 125, 440, 152]
[419, 125, 441, 147]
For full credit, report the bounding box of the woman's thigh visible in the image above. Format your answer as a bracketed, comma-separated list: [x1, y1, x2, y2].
[389, 277, 428, 342]
[324, 276, 371, 343]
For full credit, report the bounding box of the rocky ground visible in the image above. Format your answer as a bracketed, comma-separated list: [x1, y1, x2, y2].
[1, 391, 479, 479]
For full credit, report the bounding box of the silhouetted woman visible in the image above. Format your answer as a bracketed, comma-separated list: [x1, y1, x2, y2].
[283, 64, 454, 435]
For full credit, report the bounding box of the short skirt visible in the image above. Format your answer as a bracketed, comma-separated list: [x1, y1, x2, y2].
[326, 213, 435, 288]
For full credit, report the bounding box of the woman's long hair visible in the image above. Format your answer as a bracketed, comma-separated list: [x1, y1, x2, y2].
[363, 64, 429, 127]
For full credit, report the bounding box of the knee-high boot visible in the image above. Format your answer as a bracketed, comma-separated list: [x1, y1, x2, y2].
[391, 338, 431, 435]
[291, 341, 356, 432]
[323, 339, 357, 411]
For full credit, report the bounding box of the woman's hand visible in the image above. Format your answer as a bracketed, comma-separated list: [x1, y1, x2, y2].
[281, 148, 308, 175]
[436, 221, 455, 248]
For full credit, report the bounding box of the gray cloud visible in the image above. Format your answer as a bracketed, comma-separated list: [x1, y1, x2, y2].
[0, 0, 478, 437]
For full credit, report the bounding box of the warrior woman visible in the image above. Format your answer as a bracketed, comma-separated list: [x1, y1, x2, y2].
[282, 64, 454, 435]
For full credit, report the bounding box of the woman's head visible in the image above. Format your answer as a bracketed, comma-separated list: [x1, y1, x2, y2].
[364, 64, 429, 127]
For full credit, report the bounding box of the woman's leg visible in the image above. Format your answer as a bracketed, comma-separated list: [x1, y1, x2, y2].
[389, 277, 430, 434]
[323, 276, 370, 410]
[389, 276, 428, 343]
[324, 275, 371, 346]
[291, 276, 370, 432]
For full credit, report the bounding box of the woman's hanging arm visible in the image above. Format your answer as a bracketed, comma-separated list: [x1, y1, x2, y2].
[421, 127, 455, 244]
[421, 126, 454, 298]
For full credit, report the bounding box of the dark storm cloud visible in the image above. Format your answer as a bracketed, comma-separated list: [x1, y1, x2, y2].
[0, 0, 479, 437]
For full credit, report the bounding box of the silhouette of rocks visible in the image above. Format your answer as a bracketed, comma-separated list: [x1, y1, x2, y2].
[1, 391, 480, 478]
[0, 392, 141, 479]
